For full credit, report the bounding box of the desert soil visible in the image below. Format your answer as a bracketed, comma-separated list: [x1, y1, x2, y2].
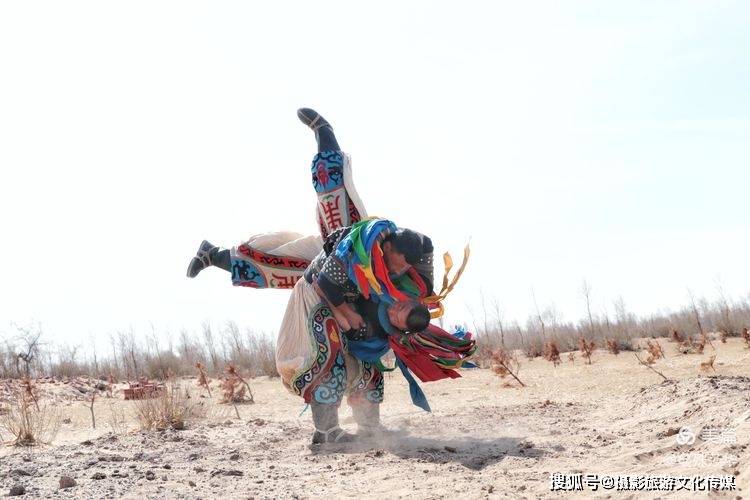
[1, 338, 749, 499]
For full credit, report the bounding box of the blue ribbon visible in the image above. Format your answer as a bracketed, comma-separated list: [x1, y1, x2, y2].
[395, 357, 431, 412]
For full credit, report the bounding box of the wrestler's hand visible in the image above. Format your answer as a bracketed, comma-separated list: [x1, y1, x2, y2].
[340, 303, 365, 330]
[331, 309, 352, 331]
[346, 311, 365, 330]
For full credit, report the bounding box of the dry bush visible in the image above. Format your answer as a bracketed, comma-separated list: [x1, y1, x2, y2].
[699, 355, 716, 372]
[106, 401, 128, 434]
[524, 341, 543, 360]
[578, 337, 596, 364]
[634, 352, 670, 381]
[605, 338, 620, 355]
[669, 330, 683, 343]
[677, 336, 706, 355]
[567, 352, 575, 363]
[195, 362, 212, 397]
[542, 341, 561, 366]
[134, 381, 208, 431]
[0, 381, 60, 446]
[20, 377, 39, 410]
[720, 331, 728, 343]
[644, 339, 664, 364]
[488, 348, 525, 387]
[742, 328, 750, 346]
[220, 364, 254, 404]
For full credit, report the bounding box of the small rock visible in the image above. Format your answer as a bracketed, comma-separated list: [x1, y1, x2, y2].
[12, 469, 32, 477]
[444, 446, 457, 453]
[145, 471, 156, 481]
[188, 480, 196, 487]
[91, 472, 107, 480]
[663, 427, 680, 437]
[163, 464, 171, 469]
[59, 476, 77, 489]
[62, 418, 72, 424]
[212, 469, 243, 477]
[81, 440, 93, 446]
[229, 453, 240, 461]
[9, 484, 25, 496]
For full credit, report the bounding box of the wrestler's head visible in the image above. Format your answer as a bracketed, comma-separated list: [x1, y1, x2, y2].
[382, 229, 423, 277]
[387, 300, 431, 333]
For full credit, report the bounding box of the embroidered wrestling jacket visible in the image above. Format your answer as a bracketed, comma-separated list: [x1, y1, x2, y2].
[303, 226, 434, 307]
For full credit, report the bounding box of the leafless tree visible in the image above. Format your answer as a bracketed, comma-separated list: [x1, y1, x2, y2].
[531, 287, 546, 340]
[581, 279, 596, 337]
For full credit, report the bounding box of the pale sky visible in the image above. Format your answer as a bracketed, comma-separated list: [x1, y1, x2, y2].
[1, 1, 748, 350]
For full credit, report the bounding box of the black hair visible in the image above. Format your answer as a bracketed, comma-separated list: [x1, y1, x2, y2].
[405, 303, 431, 332]
[384, 229, 423, 265]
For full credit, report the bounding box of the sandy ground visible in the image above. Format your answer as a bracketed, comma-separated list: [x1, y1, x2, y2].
[1, 338, 749, 499]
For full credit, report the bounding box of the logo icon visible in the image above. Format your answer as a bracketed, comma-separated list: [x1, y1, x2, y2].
[675, 426, 696, 446]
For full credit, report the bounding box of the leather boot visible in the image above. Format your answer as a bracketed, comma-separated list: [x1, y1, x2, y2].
[297, 108, 340, 152]
[186, 240, 230, 278]
[351, 401, 389, 439]
[310, 400, 357, 445]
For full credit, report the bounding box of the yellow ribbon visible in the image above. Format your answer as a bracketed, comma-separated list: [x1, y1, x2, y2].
[422, 242, 471, 318]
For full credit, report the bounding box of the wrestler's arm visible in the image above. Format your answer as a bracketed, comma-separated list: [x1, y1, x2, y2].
[314, 254, 366, 329]
[313, 282, 354, 331]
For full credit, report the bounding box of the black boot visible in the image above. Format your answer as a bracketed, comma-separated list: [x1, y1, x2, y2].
[310, 400, 357, 446]
[186, 240, 231, 278]
[297, 108, 340, 152]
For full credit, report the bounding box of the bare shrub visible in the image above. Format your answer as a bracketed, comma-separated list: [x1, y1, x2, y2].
[645, 339, 664, 364]
[720, 331, 728, 344]
[677, 336, 706, 355]
[542, 341, 561, 366]
[634, 352, 670, 381]
[0, 382, 60, 446]
[578, 337, 596, 364]
[488, 348, 525, 387]
[670, 330, 683, 343]
[195, 362, 212, 398]
[220, 364, 254, 404]
[699, 355, 716, 372]
[567, 352, 575, 363]
[106, 401, 128, 434]
[524, 341, 543, 360]
[134, 381, 207, 431]
[605, 338, 620, 355]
